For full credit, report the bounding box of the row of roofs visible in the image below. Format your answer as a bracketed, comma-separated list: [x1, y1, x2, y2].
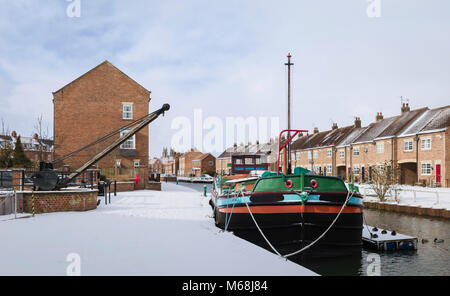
[291, 104, 449, 151]
[217, 140, 278, 159]
[0, 131, 54, 152]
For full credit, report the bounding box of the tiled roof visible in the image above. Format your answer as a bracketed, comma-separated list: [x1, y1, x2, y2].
[291, 126, 355, 150]
[353, 108, 427, 143]
[398, 105, 449, 136]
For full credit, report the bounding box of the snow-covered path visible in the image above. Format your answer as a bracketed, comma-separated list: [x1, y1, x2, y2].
[0, 183, 316, 276]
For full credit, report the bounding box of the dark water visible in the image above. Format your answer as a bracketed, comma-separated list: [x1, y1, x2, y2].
[293, 209, 450, 276]
[175, 182, 450, 276]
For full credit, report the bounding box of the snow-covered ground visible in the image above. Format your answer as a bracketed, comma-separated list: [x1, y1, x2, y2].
[0, 183, 316, 276]
[356, 183, 450, 210]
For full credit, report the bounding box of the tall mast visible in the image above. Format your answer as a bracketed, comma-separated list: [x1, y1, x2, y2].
[284, 53, 294, 174]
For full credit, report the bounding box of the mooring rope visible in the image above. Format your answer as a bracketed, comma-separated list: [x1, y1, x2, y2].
[237, 187, 355, 259]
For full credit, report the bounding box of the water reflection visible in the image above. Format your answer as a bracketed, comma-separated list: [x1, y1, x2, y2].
[299, 209, 450, 276]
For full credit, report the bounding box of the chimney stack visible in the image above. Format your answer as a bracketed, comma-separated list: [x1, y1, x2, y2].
[11, 131, 17, 138]
[354, 117, 361, 128]
[313, 127, 319, 134]
[376, 112, 384, 121]
[401, 103, 410, 114]
[332, 123, 338, 130]
[33, 133, 39, 140]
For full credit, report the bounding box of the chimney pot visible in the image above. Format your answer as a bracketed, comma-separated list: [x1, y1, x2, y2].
[332, 123, 338, 130]
[354, 117, 362, 128]
[11, 131, 17, 138]
[313, 127, 319, 134]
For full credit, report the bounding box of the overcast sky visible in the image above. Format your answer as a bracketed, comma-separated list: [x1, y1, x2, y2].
[0, 0, 449, 157]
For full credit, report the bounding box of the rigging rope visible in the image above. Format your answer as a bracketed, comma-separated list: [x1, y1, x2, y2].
[226, 187, 355, 259]
[53, 110, 158, 164]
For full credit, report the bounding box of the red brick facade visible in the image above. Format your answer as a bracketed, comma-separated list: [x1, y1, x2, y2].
[53, 61, 150, 170]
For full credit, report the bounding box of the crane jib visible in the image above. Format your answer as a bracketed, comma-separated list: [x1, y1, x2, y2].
[34, 104, 170, 191]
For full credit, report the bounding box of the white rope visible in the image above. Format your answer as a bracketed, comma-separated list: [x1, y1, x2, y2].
[282, 189, 354, 258]
[241, 188, 355, 259]
[243, 195, 283, 257]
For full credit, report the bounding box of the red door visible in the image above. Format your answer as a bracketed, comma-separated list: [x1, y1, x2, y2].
[436, 164, 441, 183]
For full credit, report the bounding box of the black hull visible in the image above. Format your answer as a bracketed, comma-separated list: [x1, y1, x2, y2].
[215, 209, 363, 260]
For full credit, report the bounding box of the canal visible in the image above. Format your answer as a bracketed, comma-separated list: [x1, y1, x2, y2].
[175, 182, 450, 276]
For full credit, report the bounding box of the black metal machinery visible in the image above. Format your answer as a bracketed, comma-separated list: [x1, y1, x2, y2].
[32, 104, 170, 191]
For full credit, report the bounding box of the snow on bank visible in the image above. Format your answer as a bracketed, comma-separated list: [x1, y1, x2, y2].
[0, 183, 316, 276]
[356, 183, 450, 210]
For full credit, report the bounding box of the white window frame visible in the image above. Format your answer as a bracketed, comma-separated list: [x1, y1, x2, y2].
[353, 147, 360, 156]
[421, 138, 432, 150]
[308, 151, 312, 159]
[327, 165, 332, 174]
[353, 165, 360, 175]
[134, 160, 140, 168]
[339, 150, 345, 159]
[404, 140, 413, 152]
[122, 103, 133, 120]
[296, 151, 301, 160]
[421, 162, 432, 176]
[120, 129, 136, 149]
[313, 151, 318, 158]
[327, 149, 332, 158]
[376, 142, 384, 154]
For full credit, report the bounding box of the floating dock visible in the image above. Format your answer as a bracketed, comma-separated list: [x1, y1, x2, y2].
[362, 225, 418, 251]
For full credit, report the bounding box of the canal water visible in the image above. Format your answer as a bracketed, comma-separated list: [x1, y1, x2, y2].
[175, 182, 450, 276]
[302, 209, 450, 276]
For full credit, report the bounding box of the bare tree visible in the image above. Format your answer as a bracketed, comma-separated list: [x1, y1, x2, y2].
[369, 161, 401, 202]
[33, 114, 50, 162]
[0, 118, 13, 168]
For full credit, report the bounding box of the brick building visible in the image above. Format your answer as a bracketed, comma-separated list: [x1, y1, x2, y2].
[191, 153, 216, 176]
[216, 141, 278, 175]
[53, 61, 150, 171]
[177, 149, 203, 177]
[290, 104, 450, 187]
[149, 157, 163, 173]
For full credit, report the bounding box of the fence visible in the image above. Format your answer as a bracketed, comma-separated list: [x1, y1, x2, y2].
[0, 191, 15, 215]
[0, 169, 100, 191]
[359, 184, 447, 207]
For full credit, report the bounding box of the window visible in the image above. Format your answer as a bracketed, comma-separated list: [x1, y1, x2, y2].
[327, 150, 332, 158]
[353, 165, 360, 174]
[235, 158, 242, 165]
[291, 152, 296, 161]
[421, 163, 432, 175]
[376, 142, 384, 154]
[313, 151, 318, 158]
[245, 158, 253, 165]
[404, 140, 413, 152]
[327, 165, 332, 174]
[353, 147, 360, 156]
[120, 129, 136, 149]
[296, 151, 301, 160]
[308, 151, 312, 159]
[122, 103, 133, 120]
[209, 161, 214, 166]
[134, 160, 140, 168]
[421, 138, 431, 150]
[339, 150, 345, 159]
[255, 158, 261, 165]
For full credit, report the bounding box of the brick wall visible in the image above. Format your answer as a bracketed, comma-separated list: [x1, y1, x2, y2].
[53, 61, 150, 171]
[20, 190, 97, 214]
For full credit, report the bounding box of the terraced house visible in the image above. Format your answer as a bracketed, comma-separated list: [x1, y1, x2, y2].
[290, 104, 450, 187]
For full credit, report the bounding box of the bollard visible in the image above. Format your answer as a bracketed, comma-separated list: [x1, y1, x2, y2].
[176, 178, 179, 185]
[114, 180, 117, 196]
[203, 185, 207, 197]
